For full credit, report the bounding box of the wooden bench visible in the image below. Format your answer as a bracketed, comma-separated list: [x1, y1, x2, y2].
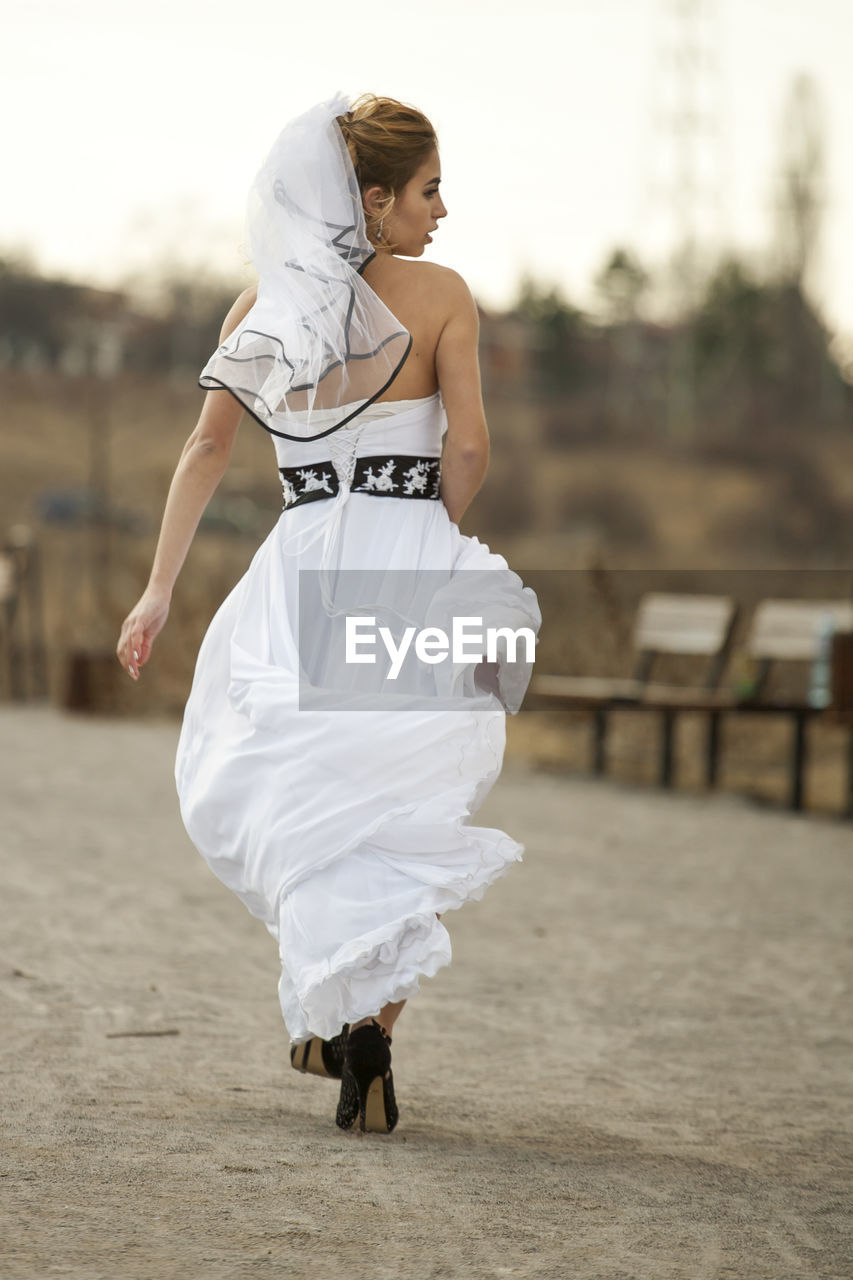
[731, 599, 853, 812]
[527, 593, 739, 787]
[526, 594, 853, 815]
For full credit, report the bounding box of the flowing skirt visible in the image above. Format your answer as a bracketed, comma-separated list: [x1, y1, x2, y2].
[175, 491, 540, 1042]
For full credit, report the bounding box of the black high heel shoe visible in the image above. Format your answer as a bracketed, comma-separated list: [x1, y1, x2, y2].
[335, 1019, 399, 1133]
[290, 1025, 349, 1080]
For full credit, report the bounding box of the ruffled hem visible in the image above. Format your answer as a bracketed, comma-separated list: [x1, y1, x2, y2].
[276, 695, 517, 1042]
[279, 821, 523, 1044]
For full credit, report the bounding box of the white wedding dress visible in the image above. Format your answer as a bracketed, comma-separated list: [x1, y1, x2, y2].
[175, 389, 540, 1043]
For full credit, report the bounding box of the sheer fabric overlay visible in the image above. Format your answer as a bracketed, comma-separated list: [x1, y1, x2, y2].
[198, 92, 411, 442]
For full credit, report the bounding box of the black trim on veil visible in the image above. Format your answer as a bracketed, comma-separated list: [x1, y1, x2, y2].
[198, 93, 412, 443]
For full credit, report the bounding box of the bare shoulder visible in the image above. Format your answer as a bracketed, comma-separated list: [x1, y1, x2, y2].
[404, 264, 478, 343]
[429, 262, 471, 291]
[219, 284, 258, 344]
[408, 261, 473, 301]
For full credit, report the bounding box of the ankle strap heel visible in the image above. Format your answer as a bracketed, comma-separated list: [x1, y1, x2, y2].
[289, 1025, 349, 1079]
[335, 1019, 399, 1133]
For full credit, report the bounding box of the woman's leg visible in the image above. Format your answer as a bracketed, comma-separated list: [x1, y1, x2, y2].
[348, 912, 440, 1037]
[350, 999, 406, 1037]
[345, 911, 438, 1039]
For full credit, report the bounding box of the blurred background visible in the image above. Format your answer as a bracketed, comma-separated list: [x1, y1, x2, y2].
[2, 0, 852, 810]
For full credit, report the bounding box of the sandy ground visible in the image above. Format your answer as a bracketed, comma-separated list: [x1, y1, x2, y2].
[1, 706, 851, 1280]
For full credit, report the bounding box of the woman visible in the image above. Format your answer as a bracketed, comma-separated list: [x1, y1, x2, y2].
[116, 93, 540, 1135]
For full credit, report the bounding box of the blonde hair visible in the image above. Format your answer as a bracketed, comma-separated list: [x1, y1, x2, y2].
[337, 94, 437, 252]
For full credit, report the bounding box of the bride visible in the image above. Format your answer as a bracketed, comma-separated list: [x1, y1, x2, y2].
[116, 92, 540, 1135]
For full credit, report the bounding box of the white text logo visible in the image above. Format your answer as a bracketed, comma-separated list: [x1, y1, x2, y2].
[345, 616, 536, 680]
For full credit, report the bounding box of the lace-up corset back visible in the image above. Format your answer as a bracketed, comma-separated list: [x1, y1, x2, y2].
[270, 392, 448, 575]
[271, 391, 446, 486]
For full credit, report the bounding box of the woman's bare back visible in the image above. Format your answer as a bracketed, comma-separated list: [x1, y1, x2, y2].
[359, 256, 451, 402]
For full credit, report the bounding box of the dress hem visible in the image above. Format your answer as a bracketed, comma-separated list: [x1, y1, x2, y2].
[281, 829, 523, 1044]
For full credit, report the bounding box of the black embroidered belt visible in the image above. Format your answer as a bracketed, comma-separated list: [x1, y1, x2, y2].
[279, 454, 441, 511]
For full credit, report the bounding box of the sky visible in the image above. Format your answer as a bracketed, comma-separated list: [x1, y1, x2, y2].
[4, 0, 853, 351]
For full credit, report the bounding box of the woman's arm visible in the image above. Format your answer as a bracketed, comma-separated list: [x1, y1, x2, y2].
[435, 271, 490, 525]
[116, 286, 257, 680]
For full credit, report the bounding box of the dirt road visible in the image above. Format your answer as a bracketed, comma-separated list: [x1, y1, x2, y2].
[2, 707, 851, 1279]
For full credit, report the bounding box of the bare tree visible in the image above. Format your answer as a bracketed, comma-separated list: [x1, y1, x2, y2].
[594, 249, 649, 326]
[594, 249, 650, 436]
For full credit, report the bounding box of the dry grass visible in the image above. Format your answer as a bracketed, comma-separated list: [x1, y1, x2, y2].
[506, 707, 852, 816]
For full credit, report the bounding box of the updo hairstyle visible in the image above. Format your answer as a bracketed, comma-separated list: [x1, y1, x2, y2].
[337, 94, 437, 253]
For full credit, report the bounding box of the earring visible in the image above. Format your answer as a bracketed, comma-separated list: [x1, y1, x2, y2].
[377, 217, 384, 242]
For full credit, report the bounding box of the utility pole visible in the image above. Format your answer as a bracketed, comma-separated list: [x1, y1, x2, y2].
[647, 0, 727, 446]
[773, 73, 826, 292]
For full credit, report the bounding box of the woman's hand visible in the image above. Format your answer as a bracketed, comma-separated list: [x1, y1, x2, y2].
[117, 588, 171, 680]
